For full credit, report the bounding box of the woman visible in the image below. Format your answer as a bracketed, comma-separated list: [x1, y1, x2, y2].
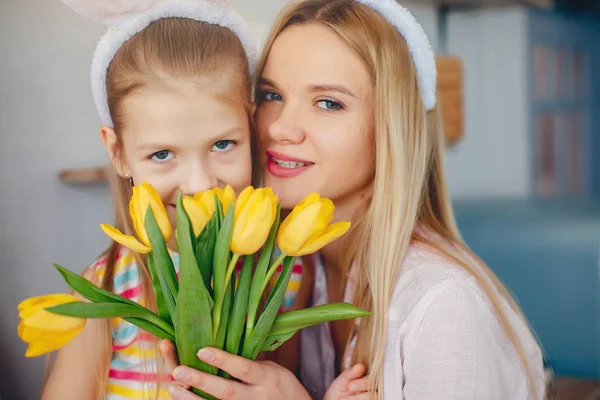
[165, 1, 546, 399]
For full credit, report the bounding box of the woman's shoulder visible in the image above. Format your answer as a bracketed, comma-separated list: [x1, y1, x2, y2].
[391, 243, 477, 306]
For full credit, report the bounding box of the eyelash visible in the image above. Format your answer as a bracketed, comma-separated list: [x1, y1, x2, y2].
[315, 99, 344, 111]
[149, 150, 174, 163]
[259, 89, 345, 112]
[211, 140, 237, 152]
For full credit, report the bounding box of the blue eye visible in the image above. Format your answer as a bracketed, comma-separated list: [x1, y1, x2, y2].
[262, 91, 283, 102]
[150, 150, 174, 162]
[212, 140, 236, 152]
[316, 99, 342, 111]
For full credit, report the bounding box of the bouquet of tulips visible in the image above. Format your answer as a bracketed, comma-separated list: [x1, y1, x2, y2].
[18, 183, 369, 399]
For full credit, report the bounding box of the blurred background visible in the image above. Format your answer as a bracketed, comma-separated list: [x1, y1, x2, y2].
[1, 0, 599, 398]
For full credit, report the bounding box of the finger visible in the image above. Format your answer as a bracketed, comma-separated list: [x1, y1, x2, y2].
[159, 340, 189, 390]
[168, 384, 204, 400]
[341, 393, 371, 400]
[159, 339, 180, 373]
[341, 364, 366, 382]
[172, 366, 248, 400]
[196, 347, 264, 384]
[348, 376, 369, 394]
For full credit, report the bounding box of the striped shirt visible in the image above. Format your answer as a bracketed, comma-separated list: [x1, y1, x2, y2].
[91, 246, 303, 399]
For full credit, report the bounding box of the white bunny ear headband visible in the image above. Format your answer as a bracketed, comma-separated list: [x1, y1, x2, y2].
[61, 0, 257, 127]
[354, 0, 437, 111]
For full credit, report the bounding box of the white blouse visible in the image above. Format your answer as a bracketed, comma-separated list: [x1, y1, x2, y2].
[299, 243, 546, 399]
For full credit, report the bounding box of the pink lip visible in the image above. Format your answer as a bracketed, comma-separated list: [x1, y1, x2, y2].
[266, 150, 314, 179]
[266, 150, 312, 164]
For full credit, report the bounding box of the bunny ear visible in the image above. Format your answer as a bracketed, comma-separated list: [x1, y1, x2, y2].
[60, 0, 160, 25]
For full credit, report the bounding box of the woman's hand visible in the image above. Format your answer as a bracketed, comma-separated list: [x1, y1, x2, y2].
[323, 363, 370, 400]
[160, 340, 311, 400]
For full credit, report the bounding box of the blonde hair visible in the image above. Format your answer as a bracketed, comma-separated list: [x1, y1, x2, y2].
[255, 1, 540, 398]
[99, 17, 254, 398]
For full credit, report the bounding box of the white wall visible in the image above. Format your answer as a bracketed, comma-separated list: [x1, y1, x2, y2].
[1, 1, 110, 398]
[445, 6, 532, 199]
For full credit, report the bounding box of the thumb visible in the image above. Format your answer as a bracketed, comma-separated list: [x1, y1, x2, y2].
[337, 363, 366, 386]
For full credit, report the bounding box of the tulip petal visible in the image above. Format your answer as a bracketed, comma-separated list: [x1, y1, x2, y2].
[296, 222, 351, 256]
[18, 294, 79, 317]
[297, 192, 321, 208]
[221, 185, 236, 216]
[100, 224, 151, 254]
[143, 184, 172, 242]
[230, 188, 277, 255]
[183, 196, 212, 236]
[24, 307, 86, 332]
[24, 325, 85, 357]
[234, 186, 254, 221]
[194, 190, 217, 216]
[277, 202, 328, 255]
[130, 185, 149, 246]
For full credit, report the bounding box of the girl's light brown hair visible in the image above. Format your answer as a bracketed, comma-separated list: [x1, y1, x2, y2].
[97, 17, 254, 398]
[255, 1, 542, 398]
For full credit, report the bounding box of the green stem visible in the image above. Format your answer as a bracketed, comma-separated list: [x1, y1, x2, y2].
[261, 253, 287, 294]
[213, 253, 241, 340]
[246, 253, 287, 337]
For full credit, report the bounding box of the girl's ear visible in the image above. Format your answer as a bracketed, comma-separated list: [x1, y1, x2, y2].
[100, 125, 128, 177]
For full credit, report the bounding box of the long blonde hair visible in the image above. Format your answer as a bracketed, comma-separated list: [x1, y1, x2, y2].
[255, 1, 540, 398]
[96, 17, 254, 398]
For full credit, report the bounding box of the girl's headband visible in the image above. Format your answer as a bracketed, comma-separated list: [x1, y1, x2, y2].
[61, 0, 257, 127]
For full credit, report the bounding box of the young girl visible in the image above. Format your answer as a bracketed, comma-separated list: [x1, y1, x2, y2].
[41, 1, 310, 399]
[164, 0, 546, 399]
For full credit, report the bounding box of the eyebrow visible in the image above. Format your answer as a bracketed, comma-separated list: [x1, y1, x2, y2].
[308, 84, 357, 99]
[259, 77, 358, 99]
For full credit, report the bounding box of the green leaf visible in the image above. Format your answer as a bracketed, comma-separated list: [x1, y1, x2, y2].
[146, 254, 172, 325]
[175, 193, 216, 376]
[53, 264, 153, 312]
[145, 208, 178, 324]
[215, 275, 233, 351]
[226, 255, 252, 355]
[269, 303, 371, 337]
[211, 205, 234, 339]
[246, 205, 280, 336]
[47, 302, 175, 339]
[124, 317, 175, 341]
[242, 256, 294, 360]
[195, 212, 218, 295]
[260, 330, 297, 352]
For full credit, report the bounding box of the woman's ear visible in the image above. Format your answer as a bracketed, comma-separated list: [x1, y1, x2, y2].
[100, 125, 128, 177]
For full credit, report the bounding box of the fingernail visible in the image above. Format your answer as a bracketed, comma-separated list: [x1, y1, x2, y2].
[172, 367, 189, 382]
[349, 382, 358, 392]
[168, 385, 185, 399]
[197, 348, 215, 362]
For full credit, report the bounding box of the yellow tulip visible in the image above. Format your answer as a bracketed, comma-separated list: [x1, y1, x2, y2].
[218, 185, 236, 216]
[231, 187, 278, 255]
[101, 182, 172, 254]
[277, 193, 351, 256]
[183, 186, 237, 236]
[17, 294, 86, 357]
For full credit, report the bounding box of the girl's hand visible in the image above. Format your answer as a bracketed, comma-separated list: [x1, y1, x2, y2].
[323, 364, 370, 400]
[159, 340, 311, 400]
